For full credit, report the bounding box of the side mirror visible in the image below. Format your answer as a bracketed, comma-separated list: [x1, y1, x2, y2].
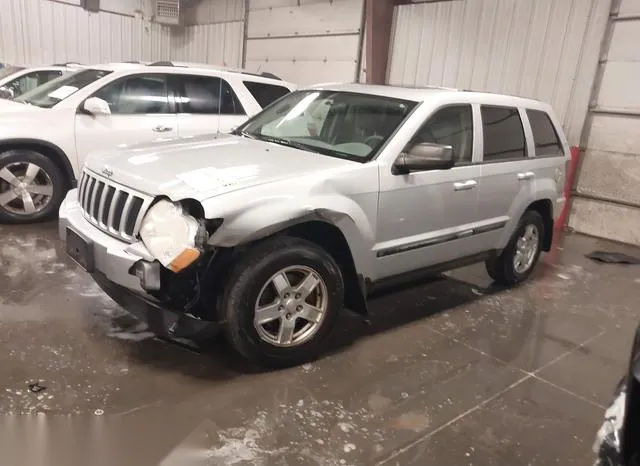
[392, 142, 454, 175]
[83, 97, 111, 115]
[0, 86, 15, 99]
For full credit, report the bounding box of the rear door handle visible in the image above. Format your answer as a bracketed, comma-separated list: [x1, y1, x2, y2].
[153, 125, 173, 133]
[517, 171, 535, 180]
[453, 180, 478, 191]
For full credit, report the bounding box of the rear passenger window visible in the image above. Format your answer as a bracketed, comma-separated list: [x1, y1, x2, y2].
[178, 75, 245, 115]
[410, 105, 474, 164]
[481, 106, 526, 161]
[527, 109, 564, 156]
[243, 81, 291, 108]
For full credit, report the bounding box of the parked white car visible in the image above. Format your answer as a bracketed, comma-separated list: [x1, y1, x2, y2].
[0, 63, 84, 99]
[0, 61, 295, 223]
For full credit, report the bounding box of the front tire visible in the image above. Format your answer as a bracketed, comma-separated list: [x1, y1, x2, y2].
[0, 150, 66, 224]
[221, 236, 344, 367]
[485, 210, 545, 286]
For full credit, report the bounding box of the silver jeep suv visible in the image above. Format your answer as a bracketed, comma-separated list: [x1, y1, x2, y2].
[59, 83, 569, 366]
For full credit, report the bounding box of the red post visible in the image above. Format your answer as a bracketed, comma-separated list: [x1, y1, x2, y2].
[555, 146, 581, 231]
[365, 0, 395, 85]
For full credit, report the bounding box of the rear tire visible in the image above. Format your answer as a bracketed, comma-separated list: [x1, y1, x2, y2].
[485, 210, 545, 286]
[0, 150, 66, 224]
[220, 235, 344, 368]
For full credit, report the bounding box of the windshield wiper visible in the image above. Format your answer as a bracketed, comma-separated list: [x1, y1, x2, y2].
[231, 129, 259, 140]
[256, 135, 323, 154]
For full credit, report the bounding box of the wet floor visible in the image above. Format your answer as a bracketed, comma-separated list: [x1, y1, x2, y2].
[0, 222, 639, 466]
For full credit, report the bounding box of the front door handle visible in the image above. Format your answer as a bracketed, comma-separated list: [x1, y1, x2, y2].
[517, 171, 535, 181]
[453, 180, 478, 191]
[153, 125, 173, 133]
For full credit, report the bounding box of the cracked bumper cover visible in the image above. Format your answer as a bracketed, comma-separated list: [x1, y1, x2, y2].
[58, 189, 219, 339]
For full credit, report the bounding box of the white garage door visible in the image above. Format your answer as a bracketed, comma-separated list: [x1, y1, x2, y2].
[570, 0, 640, 245]
[244, 0, 364, 85]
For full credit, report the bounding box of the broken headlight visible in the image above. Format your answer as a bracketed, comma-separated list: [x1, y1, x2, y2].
[139, 199, 201, 273]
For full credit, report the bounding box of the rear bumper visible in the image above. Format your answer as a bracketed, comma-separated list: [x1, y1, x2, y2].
[555, 197, 565, 222]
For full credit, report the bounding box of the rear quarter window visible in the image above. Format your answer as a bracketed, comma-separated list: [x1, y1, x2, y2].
[243, 81, 291, 108]
[527, 109, 564, 156]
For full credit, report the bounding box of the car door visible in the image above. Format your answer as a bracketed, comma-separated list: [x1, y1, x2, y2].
[375, 104, 484, 279]
[174, 74, 248, 137]
[473, 105, 534, 251]
[74, 73, 178, 168]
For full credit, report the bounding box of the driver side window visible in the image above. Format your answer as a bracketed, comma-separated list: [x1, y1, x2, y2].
[410, 105, 473, 164]
[92, 74, 170, 115]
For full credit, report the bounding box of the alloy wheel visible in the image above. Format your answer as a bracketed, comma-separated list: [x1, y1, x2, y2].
[513, 224, 539, 274]
[0, 162, 54, 215]
[253, 265, 329, 347]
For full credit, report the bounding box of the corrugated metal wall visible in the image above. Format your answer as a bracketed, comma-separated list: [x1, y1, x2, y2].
[183, 0, 245, 25]
[0, 0, 244, 67]
[569, 0, 640, 245]
[244, 0, 364, 85]
[388, 0, 611, 146]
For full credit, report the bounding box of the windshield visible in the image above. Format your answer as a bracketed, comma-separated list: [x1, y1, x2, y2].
[16, 69, 112, 108]
[234, 90, 417, 162]
[0, 66, 25, 80]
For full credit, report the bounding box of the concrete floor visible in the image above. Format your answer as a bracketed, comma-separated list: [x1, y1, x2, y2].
[0, 222, 639, 466]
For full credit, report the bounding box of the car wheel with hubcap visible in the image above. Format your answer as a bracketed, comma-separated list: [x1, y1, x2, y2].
[485, 210, 545, 286]
[221, 236, 344, 367]
[0, 150, 66, 224]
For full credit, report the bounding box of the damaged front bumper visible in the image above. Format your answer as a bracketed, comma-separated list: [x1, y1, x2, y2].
[58, 189, 219, 340]
[594, 324, 640, 466]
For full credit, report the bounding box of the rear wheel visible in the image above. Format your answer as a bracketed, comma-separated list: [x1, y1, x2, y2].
[220, 236, 344, 367]
[485, 210, 544, 286]
[0, 150, 66, 223]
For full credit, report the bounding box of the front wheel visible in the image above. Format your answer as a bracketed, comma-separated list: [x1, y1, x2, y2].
[485, 210, 545, 286]
[220, 236, 344, 367]
[0, 150, 66, 224]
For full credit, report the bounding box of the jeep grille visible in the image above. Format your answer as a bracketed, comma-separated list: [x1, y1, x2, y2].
[77, 170, 152, 242]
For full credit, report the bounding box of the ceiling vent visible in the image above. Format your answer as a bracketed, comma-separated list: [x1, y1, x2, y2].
[155, 0, 181, 26]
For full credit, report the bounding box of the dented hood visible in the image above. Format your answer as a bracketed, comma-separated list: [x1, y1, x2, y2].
[84, 134, 354, 201]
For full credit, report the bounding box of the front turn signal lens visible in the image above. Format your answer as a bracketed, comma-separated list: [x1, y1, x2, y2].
[168, 248, 201, 273]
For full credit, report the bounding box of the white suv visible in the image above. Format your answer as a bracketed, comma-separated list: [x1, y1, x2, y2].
[0, 61, 295, 223]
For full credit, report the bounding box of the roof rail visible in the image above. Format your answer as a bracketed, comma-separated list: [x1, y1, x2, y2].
[257, 71, 281, 80]
[149, 61, 175, 67]
[147, 61, 282, 80]
[387, 83, 460, 92]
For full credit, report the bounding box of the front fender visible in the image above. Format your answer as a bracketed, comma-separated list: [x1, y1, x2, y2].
[206, 194, 376, 278]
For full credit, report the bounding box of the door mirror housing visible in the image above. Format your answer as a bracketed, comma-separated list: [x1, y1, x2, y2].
[83, 97, 111, 115]
[392, 142, 454, 175]
[0, 86, 15, 100]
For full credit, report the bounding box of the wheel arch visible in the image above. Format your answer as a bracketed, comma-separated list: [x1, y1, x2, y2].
[526, 198, 554, 251]
[0, 139, 76, 189]
[207, 207, 372, 315]
[284, 220, 368, 315]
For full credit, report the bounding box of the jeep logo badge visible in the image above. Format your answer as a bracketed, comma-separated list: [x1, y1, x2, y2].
[102, 167, 113, 178]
